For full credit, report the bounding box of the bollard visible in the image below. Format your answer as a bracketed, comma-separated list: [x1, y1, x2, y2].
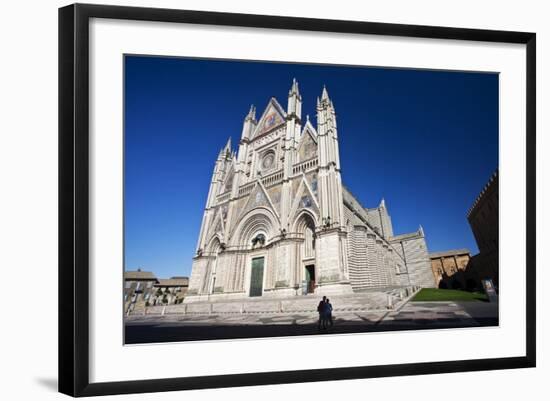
[387, 294, 394, 309]
[161, 306, 166, 316]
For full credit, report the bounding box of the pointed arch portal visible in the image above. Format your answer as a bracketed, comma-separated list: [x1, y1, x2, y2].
[294, 212, 317, 294]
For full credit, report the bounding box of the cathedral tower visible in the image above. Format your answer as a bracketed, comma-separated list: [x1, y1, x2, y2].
[314, 86, 352, 294]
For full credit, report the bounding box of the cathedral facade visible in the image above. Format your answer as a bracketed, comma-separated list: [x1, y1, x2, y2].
[186, 80, 435, 302]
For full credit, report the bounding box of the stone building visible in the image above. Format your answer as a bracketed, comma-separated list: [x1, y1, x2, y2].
[124, 269, 159, 310]
[430, 249, 471, 289]
[466, 170, 499, 288]
[152, 277, 189, 305]
[186, 80, 435, 302]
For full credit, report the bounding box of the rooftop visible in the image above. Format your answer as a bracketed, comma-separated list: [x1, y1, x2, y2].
[124, 270, 157, 281]
[155, 277, 189, 287]
[430, 249, 471, 259]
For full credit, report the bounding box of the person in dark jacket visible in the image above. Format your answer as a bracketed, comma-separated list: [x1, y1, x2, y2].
[326, 298, 333, 327]
[317, 296, 327, 330]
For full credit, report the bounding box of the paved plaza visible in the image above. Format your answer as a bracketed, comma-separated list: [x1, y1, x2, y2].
[125, 300, 498, 344]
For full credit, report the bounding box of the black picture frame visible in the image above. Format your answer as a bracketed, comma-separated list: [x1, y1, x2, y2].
[59, 3, 536, 397]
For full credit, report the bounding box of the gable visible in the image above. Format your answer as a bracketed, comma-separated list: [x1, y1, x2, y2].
[252, 98, 286, 139]
[305, 171, 318, 198]
[206, 207, 226, 243]
[289, 176, 320, 223]
[267, 184, 282, 215]
[239, 181, 280, 222]
[220, 164, 235, 194]
[297, 128, 318, 161]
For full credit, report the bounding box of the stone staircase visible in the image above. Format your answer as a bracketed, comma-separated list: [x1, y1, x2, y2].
[130, 285, 421, 316]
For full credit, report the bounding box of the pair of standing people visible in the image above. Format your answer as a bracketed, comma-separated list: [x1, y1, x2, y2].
[317, 296, 333, 330]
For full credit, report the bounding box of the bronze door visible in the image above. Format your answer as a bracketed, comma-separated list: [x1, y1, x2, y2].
[249, 257, 265, 297]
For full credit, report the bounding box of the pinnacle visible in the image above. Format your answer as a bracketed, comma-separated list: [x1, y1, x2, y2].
[289, 78, 300, 97]
[246, 104, 256, 120]
[224, 137, 232, 152]
[321, 85, 330, 101]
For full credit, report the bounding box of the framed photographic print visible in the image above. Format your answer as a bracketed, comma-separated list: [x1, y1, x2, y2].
[58, 3, 536, 397]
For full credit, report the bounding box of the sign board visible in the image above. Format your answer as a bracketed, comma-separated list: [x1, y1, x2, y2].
[481, 278, 498, 303]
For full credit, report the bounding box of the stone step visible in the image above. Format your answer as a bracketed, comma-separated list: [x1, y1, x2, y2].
[129, 285, 421, 316]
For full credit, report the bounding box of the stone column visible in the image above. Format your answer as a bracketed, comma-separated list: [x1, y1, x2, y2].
[271, 241, 296, 297]
[315, 229, 353, 295]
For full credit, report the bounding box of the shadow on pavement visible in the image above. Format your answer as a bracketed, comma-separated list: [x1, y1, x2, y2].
[125, 316, 498, 344]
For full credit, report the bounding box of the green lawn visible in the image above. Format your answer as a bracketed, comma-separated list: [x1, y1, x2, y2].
[412, 288, 488, 302]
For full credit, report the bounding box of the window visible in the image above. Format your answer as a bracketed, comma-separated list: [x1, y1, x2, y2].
[261, 151, 275, 170]
[125, 281, 131, 289]
[251, 233, 266, 247]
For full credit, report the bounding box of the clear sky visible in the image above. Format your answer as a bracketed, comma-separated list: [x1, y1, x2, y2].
[124, 55, 498, 279]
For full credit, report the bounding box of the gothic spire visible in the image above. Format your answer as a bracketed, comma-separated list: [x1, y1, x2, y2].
[287, 78, 302, 120]
[321, 85, 330, 101]
[289, 78, 300, 97]
[245, 104, 256, 121]
[223, 137, 232, 156]
[241, 105, 257, 141]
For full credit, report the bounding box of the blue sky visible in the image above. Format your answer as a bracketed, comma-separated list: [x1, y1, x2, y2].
[124, 55, 498, 279]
